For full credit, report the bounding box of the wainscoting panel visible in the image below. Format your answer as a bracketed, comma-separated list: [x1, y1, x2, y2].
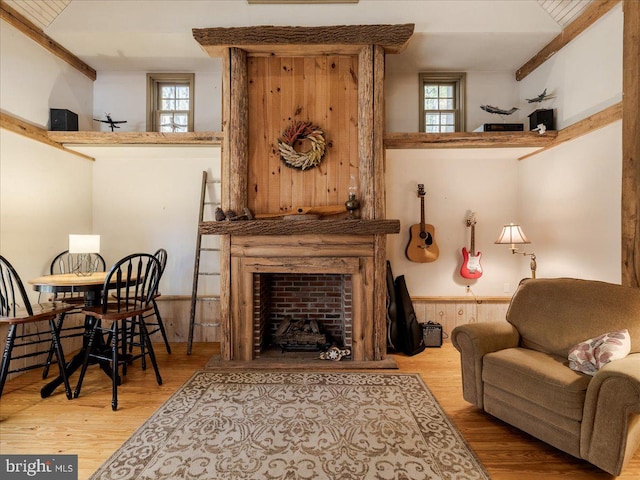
[411, 298, 511, 343]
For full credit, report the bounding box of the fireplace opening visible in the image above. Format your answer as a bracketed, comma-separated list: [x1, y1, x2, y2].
[253, 273, 352, 358]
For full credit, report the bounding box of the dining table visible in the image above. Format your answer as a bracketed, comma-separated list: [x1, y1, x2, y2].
[29, 272, 116, 398]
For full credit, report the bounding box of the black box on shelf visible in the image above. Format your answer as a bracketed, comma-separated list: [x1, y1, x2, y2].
[483, 123, 524, 132]
[49, 109, 78, 131]
[528, 109, 554, 131]
[422, 321, 443, 348]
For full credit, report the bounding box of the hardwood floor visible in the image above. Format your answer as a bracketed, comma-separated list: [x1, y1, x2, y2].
[1, 342, 637, 479]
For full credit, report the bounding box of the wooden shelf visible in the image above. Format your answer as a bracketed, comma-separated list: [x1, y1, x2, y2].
[384, 131, 557, 149]
[199, 219, 401, 236]
[46, 131, 223, 145]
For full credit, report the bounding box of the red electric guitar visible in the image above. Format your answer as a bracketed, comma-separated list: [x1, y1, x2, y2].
[405, 184, 439, 263]
[460, 212, 483, 279]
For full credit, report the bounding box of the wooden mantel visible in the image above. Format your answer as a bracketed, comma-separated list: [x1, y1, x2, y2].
[193, 24, 414, 57]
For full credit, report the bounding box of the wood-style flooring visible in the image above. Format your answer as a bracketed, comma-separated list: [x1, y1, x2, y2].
[1, 342, 638, 479]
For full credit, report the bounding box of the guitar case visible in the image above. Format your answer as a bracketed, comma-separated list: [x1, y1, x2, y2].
[386, 261, 400, 352]
[394, 275, 426, 356]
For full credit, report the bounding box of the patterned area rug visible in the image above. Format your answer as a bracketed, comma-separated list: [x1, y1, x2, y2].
[90, 372, 489, 480]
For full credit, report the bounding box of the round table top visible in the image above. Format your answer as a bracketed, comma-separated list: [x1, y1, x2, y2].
[29, 272, 109, 293]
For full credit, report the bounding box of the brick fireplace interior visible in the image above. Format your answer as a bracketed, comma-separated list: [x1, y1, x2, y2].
[253, 273, 353, 357]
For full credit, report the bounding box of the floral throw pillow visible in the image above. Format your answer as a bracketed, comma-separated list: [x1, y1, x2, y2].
[568, 329, 631, 376]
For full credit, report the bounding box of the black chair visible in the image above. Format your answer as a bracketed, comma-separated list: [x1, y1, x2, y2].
[50, 250, 107, 300]
[75, 253, 163, 410]
[41, 250, 107, 379]
[0, 255, 73, 399]
[129, 248, 171, 358]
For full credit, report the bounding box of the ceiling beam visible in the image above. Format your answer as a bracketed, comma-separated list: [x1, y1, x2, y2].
[193, 24, 414, 57]
[622, 0, 640, 288]
[0, 0, 96, 81]
[515, 0, 620, 81]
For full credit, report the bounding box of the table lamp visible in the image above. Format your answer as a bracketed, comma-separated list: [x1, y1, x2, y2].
[69, 234, 101, 276]
[495, 223, 537, 278]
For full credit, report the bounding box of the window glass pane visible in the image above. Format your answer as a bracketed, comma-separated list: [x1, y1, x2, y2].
[426, 114, 440, 125]
[176, 86, 189, 99]
[174, 114, 188, 126]
[161, 85, 175, 98]
[176, 100, 189, 110]
[425, 98, 439, 110]
[441, 125, 455, 133]
[159, 113, 173, 133]
[442, 113, 455, 125]
[439, 99, 453, 109]
[439, 85, 453, 97]
[424, 85, 438, 98]
[161, 99, 175, 110]
[425, 125, 439, 133]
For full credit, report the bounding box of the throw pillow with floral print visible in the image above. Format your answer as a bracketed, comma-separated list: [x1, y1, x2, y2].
[568, 329, 631, 375]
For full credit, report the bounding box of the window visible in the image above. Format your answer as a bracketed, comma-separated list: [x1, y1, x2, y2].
[147, 73, 194, 132]
[419, 72, 466, 132]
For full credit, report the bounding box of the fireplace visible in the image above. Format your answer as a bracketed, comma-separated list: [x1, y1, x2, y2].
[253, 273, 353, 357]
[194, 24, 411, 366]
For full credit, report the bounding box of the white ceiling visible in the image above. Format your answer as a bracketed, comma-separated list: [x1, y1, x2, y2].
[3, 0, 592, 74]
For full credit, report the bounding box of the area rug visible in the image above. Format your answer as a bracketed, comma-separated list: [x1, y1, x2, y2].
[90, 372, 490, 480]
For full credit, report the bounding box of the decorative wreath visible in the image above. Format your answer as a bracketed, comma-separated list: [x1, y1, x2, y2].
[278, 120, 326, 171]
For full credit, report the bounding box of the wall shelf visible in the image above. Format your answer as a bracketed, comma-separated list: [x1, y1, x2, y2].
[384, 131, 557, 149]
[46, 131, 223, 145]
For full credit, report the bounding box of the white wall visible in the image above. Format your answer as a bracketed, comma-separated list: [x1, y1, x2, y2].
[93, 68, 222, 132]
[0, 131, 94, 299]
[518, 122, 622, 283]
[385, 148, 537, 297]
[0, 21, 94, 129]
[386, 70, 521, 132]
[515, 4, 623, 283]
[83, 146, 222, 295]
[0, 21, 94, 299]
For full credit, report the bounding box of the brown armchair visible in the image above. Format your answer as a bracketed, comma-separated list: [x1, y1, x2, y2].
[452, 278, 640, 476]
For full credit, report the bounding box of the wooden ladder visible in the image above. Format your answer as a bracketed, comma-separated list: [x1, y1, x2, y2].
[187, 171, 221, 354]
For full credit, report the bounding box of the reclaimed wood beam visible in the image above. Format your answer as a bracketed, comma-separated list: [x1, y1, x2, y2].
[518, 102, 622, 160]
[0, 110, 94, 161]
[515, 0, 621, 81]
[47, 131, 223, 145]
[0, 1, 96, 81]
[193, 24, 414, 57]
[384, 131, 557, 149]
[199, 219, 401, 236]
[622, 0, 640, 288]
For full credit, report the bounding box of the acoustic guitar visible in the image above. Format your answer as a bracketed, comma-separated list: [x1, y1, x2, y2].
[460, 212, 483, 279]
[405, 184, 439, 263]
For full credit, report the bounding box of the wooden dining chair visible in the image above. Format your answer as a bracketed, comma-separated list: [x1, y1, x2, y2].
[0, 255, 74, 399]
[75, 253, 163, 410]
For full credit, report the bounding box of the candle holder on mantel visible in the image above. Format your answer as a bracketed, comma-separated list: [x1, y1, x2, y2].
[345, 193, 360, 219]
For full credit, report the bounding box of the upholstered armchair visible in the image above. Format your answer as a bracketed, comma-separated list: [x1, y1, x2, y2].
[452, 278, 640, 476]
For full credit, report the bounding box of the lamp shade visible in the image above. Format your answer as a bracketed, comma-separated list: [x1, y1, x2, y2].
[69, 234, 100, 254]
[495, 224, 530, 246]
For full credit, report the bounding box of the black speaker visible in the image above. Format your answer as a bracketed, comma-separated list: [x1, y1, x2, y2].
[50, 109, 78, 131]
[422, 321, 443, 347]
[528, 109, 554, 131]
[483, 123, 524, 132]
